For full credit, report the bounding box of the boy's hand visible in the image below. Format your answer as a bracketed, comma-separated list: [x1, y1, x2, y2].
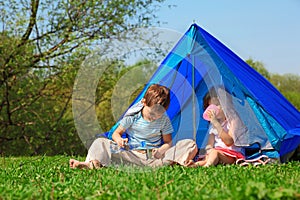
[152, 148, 164, 159]
[116, 138, 128, 148]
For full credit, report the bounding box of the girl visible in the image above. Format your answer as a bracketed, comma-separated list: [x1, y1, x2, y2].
[186, 87, 245, 167]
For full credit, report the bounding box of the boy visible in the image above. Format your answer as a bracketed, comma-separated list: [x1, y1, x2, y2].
[70, 84, 196, 169]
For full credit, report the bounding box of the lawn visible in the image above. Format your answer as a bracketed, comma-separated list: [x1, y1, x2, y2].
[0, 156, 299, 199]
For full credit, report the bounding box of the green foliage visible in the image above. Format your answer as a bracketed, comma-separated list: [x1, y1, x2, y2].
[246, 59, 300, 111]
[0, 156, 300, 199]
[96, 59, 157, 131]
[0, 0, 166, 155]
[270, 74, 300, 110]
[246, 58, 271, 80]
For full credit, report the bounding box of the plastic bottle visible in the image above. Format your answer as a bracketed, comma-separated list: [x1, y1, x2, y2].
[110, 141, 121, 154]
[141, 141, 152, 159]
[110, 141, 140, 153]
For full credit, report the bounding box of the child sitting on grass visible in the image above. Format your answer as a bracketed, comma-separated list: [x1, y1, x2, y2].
[185, 87, 246, 167]
[70, 84, 197, 169]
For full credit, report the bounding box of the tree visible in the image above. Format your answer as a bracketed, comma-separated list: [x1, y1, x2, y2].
[246, 58, 300, 111]
[270, 73, 300, 110]
[0, 0, 166, 155]
[96, 59, 156, 132]
[246, 58, 270, 80]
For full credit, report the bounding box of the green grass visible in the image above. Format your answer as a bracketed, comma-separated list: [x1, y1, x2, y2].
[0, 156, 299, 200]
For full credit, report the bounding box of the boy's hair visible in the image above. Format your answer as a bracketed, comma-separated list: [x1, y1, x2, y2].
[143, 84, 170, 109]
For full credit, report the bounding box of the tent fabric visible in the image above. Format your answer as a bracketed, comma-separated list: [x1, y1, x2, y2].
[107, 23, 300, 159]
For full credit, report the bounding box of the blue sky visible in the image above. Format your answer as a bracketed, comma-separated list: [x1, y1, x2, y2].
[156, 0, 300, 75]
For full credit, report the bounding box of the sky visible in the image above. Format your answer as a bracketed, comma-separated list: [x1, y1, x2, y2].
[155, 0, 300, 75]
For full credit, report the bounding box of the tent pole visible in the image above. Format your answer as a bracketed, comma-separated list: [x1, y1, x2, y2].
[192, 55, 196, 141]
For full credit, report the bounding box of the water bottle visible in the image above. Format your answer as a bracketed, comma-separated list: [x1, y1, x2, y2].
[141, 141, 152, 159]
[110, 141, 122, 154]
[127, 143, 140, 150]
[110, 140, 140, 153]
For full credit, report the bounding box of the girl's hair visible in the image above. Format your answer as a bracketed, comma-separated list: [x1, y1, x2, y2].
[203, 86, 232, 110]
[143, 84, 170, 109]
[203, 87, 218, 110]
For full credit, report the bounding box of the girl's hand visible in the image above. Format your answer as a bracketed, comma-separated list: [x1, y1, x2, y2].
[207, 109, 216, 120]
[205, 144, 214, 154]
[152, 148, 164, 159]
[206, 148, 213, 154]
[207, 110, 219, 126]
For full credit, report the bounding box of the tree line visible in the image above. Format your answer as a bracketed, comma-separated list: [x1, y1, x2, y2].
[0, 0, 166, 156]
[246, 59, 300, 110]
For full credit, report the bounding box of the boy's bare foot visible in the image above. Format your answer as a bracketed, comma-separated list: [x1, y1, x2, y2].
[89, 160, 102, 169]
[69, 159, 90, 169]
[69, 159, 103, 169]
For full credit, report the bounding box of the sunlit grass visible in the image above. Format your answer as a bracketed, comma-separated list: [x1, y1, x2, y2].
[0, 156, 299, 199]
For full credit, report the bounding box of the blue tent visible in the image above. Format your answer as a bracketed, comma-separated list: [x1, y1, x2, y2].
[107, 23, 300, 160]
